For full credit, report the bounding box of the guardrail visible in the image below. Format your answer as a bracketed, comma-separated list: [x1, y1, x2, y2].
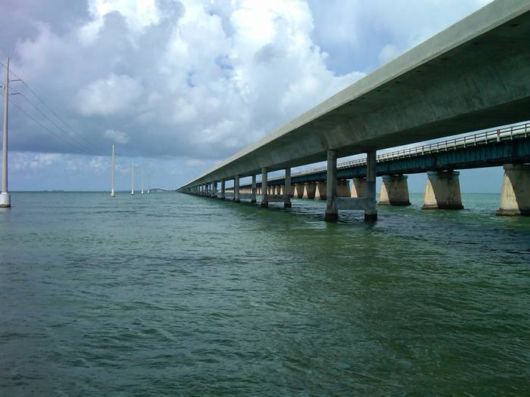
[265, 122, 530, 181]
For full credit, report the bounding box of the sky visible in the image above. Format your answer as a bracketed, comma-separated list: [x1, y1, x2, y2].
[0, 0, 502, 193]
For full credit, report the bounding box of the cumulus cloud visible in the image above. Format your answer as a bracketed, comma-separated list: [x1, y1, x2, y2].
[5, 0, 369, 160]
[0, 0, 495, 189]
[11, 152, 61, 170]
[75, 74, 143, 116]
[104, 128, 129, 144]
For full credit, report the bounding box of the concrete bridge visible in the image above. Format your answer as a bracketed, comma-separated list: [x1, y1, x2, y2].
[179, 0, 530, 220]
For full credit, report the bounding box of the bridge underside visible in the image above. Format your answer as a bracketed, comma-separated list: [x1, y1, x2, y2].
[183, 1, 530, 186]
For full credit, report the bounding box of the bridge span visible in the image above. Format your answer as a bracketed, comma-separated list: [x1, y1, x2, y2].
[179, 0, 530, 220]
[227, 123, 529, 213]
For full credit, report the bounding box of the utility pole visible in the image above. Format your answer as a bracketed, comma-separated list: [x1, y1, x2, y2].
[1, 58, 10, 208]
[141, 166, 144, 194]
[130, 163, 135, 195]
[147, 170, 150, 194]
[110, 144, 115, 197]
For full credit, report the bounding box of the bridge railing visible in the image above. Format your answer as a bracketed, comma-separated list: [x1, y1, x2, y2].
[272, 121, 530, 181]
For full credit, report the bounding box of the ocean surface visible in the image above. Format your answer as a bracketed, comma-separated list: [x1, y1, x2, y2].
[1, 192, 529, 396]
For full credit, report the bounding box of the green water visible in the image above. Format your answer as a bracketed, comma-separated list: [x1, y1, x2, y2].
[1, 192, 529, 396]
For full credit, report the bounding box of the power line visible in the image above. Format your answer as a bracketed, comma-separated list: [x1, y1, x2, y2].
[0, 60, 100, 152]
[13, 91, 95, 153]
[11, 101, 95, 156]
[2, 89, 95, 156]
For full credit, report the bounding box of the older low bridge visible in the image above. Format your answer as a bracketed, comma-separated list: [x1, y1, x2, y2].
[179, 0, 530, 221]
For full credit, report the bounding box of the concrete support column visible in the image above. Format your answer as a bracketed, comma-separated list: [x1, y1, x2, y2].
[379, 174, 411, 206]
[284, 168, 292, 208]
[261, 168, 268, 207]
[351, 177, 367, 198]
[315, 182, 327, 200]
[422, 170, 463, 210]
[251, 174, 257, 203]
[220, 179, 226, 200]
[303, 182, 316, 199]
[365, 150, 378, 221]
[234, 176, 240, 202]
[294, 183, 303, 198]
[212, 182, 217, 198]
[497, 164, 530, 216]
[325, 150, 338, 222]
[337, 179, 351, 197]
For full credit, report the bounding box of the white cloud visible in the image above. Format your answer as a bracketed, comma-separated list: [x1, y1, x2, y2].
[75, 74, 143, 116]
[104, 129, 129, 144]
[1, 0, 497, 189]
[80, 0, 161, 45]
[11, 153, 61, 170]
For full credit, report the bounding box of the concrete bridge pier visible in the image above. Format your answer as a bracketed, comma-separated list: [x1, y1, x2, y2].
[294, 183, 304, 198]
[234, 176, 240, 202]
[422, 170, 463, 210]
[315, 182, 327, 200]
[284, 168, 292, 208]
[220, 179, 226, 200]
[497, 164, 530, 216]
[303, 182, 316, 199]
[365, 150, 378, 221]
[337, 179, 351, 197]
[251, 174, 257, 203]
[325, 150, 338, 222]
[261, 168, 268, 207]
[351, 177, 367, 198]
[212, 182, 217, 198]
[379, 174, 411, 206]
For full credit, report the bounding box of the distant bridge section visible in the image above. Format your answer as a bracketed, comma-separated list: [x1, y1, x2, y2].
[259, 123, 530, 185]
